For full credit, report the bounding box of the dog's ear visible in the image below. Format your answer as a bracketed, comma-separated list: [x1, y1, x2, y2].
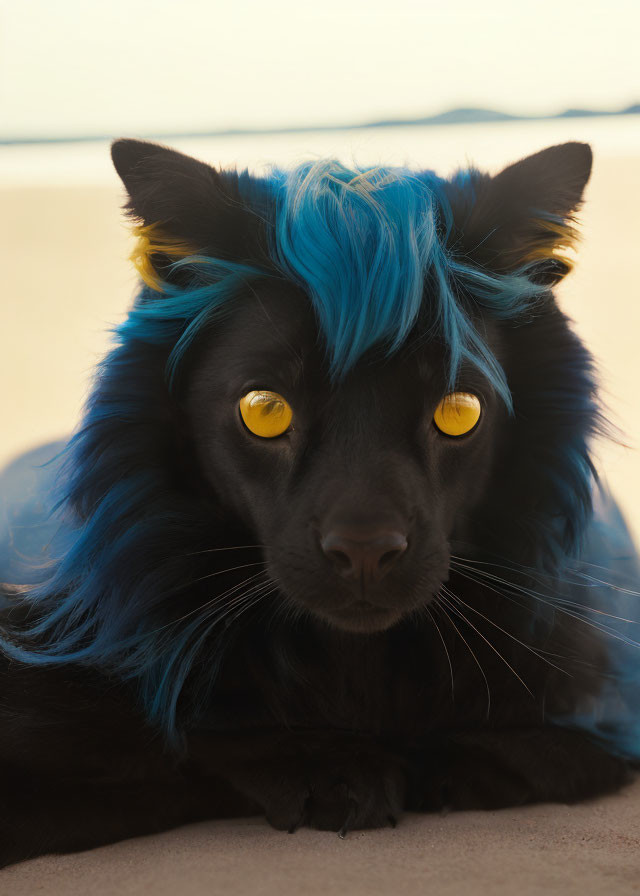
[447, 142, 592, 284]
[111, 139, 269, 264]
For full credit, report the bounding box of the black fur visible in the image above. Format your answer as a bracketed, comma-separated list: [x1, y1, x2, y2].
[0, 141, 633, 867]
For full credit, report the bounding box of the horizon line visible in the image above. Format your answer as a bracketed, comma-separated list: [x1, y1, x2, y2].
[2, 102, 638, 147]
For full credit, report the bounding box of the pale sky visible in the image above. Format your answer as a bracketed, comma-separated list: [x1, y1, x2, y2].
[1, 0, 639, 140]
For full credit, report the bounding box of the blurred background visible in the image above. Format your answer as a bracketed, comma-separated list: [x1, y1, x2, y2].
[1, 0, 639, 534]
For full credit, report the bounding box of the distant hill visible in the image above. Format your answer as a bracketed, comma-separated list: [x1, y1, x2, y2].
[1, 103, 638, 145]
[364, 107, 519, 128]
[364, 104, 640, 129]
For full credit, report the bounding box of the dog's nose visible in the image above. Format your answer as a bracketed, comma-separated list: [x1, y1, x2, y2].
[320, 529, 408, 583]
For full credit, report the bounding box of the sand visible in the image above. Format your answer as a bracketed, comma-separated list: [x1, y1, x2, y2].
[2, 781, 640, 895]
[1, 128, 640, 891]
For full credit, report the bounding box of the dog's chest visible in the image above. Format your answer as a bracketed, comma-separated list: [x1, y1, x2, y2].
[199, 624, 450, 738]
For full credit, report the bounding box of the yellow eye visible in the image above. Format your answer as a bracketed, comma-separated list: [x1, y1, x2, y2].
[433, 392, 482, 437]
[239, 390, 293, 438]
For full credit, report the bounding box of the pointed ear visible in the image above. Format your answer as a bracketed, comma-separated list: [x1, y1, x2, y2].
[448, 142, 592, 284]
[110, 139, 268, 263]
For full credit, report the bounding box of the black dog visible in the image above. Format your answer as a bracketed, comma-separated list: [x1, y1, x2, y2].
[1, 140, 637, 866]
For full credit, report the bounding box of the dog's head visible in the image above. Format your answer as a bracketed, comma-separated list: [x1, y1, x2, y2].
[107, 140, 595, 634]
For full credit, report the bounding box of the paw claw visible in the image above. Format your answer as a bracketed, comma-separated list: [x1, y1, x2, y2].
[287, 794, 310, 833]
[338, 798, 358, 838]
[387, 814, 397, 828]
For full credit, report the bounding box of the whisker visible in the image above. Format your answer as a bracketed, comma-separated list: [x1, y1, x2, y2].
[451, 559, 640, 627]
[450, 553, 590, 591]
[426, 605, 455, 701]
[201, 578, 274, 628]
[436, 593, 491, 717]
[187, 544, 268, 557]
[443, 579, 571, 678]
[454, 567, 578, 660]
[159, 583, 274, 664]
[188, 560, 267, 587]
[155, 583, 275, 688]
[553, 596, 640, 626]
[150, 571, 269, 637]
[571, 570, 640, 598]
[227, 585, 278, 628]
[450, 549, 640, 596]
[453, 563, 640, 650]
[451, 562, 543, 618]
[441, 587, 534, 699]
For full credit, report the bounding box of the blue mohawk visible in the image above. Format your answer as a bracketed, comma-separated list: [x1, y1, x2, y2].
[263, 161, 544, 402]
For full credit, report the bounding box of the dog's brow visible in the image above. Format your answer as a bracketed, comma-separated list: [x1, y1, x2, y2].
[251, 285, 304, 368]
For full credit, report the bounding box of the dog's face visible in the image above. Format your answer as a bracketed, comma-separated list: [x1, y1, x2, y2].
[109, 138, 594, 636]
[185, 282, 501, 632]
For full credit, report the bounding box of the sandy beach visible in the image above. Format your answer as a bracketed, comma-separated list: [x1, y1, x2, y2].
[1, 119, 640, 891]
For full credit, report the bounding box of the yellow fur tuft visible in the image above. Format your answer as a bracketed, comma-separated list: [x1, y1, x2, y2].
[521, 217, 580, 274]
[130, 223, 197, 292]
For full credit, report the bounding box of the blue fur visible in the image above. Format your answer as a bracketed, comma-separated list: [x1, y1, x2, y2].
[1, 160, 638, 753]
[251, 162, 544, 403]
[549, 487, 640, 757]
[0, 259, 264, 738]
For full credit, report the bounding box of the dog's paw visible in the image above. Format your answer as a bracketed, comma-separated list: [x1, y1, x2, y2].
[227, 744, 406, 834]
[297, 750, 406, 835]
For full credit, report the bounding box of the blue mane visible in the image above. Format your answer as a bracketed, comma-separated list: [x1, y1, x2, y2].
[247, 161, 544, 403]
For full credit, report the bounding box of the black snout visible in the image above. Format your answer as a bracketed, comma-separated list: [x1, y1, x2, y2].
[320, 529, 408, 583]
